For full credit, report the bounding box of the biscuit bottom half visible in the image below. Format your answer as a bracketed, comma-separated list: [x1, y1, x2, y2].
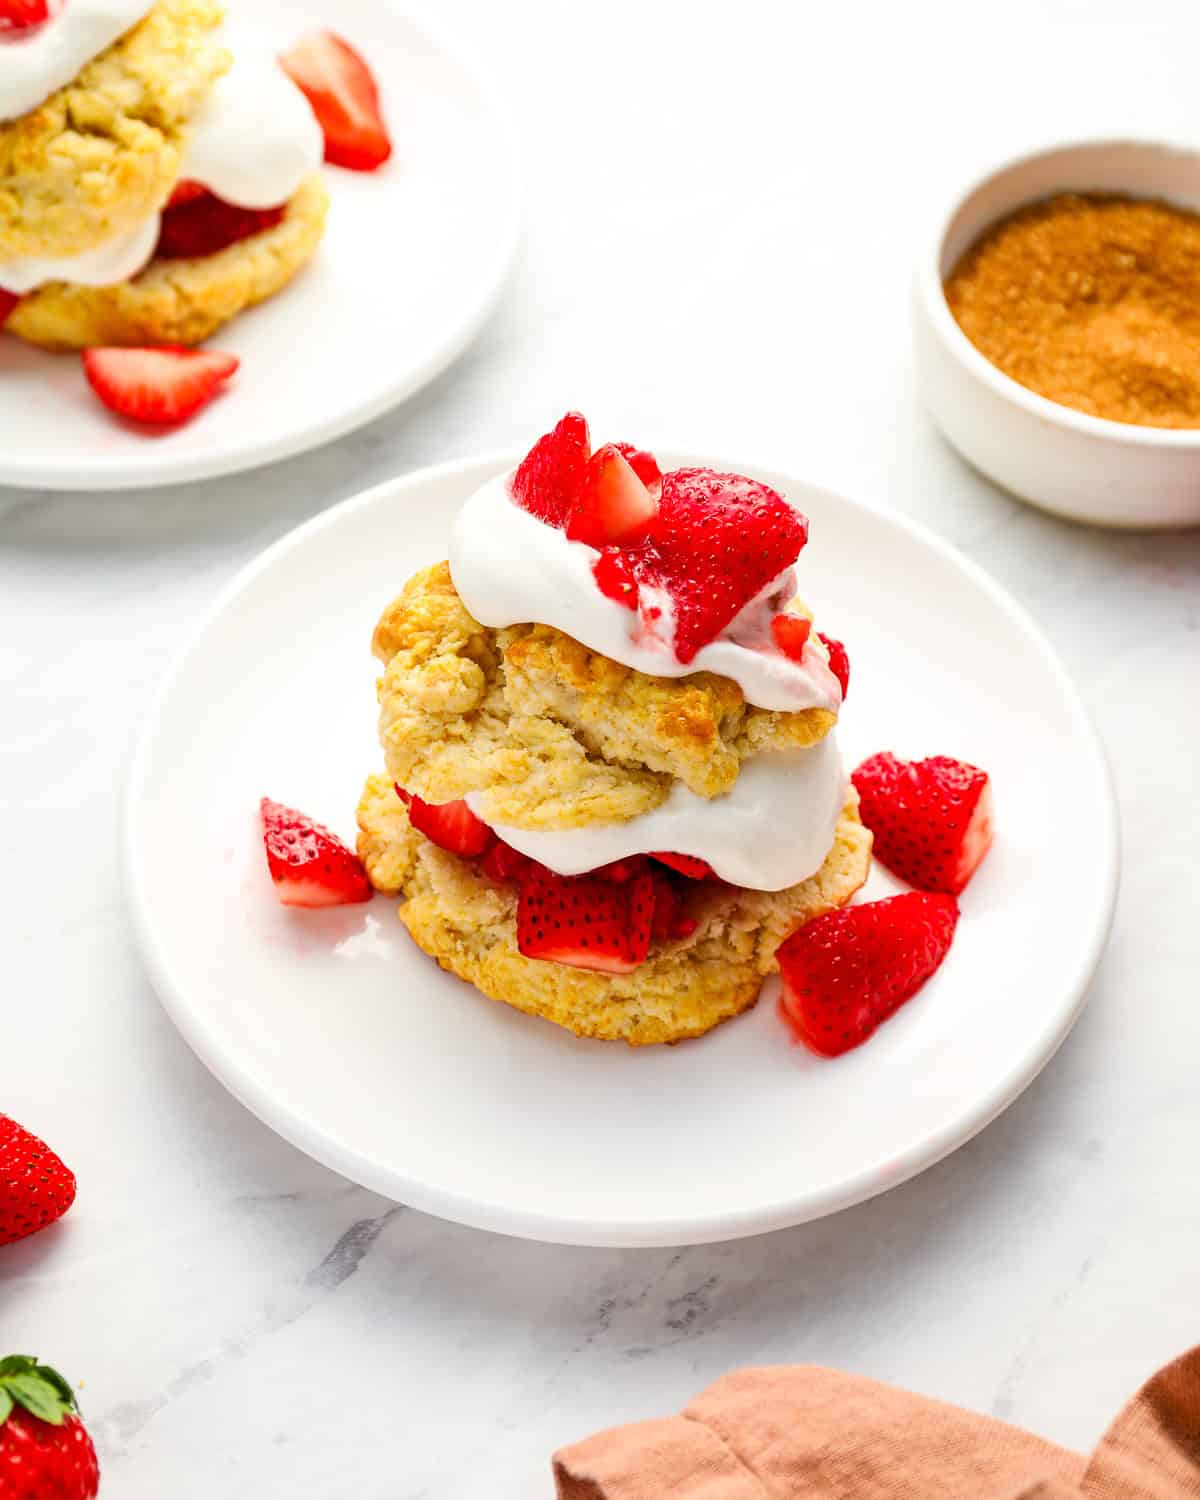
[356, 773, 873, 1047]
[6, 174, 328, 352]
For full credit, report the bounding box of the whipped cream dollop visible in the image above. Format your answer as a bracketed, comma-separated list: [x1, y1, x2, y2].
[470, 734, 847, 892]
[0, 32, 321, 295]
[181, 33, 322, 208]
[449, 475, 843, 714]
[0, 0, 153, 123]
[0, 212, 158, 294]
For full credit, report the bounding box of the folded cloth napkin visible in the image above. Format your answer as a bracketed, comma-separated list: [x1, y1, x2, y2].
[554, 1347, 1200, 1498]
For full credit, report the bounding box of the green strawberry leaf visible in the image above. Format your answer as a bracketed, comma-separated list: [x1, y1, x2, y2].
[0, 1390, 12, 1426]
[35, 1366, 77, 1410]
[0, 1356, 37, 1379]
[2, 1373, 70, 1425]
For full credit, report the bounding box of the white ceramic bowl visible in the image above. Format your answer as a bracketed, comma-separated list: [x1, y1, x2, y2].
[913, 138, 1200, 530]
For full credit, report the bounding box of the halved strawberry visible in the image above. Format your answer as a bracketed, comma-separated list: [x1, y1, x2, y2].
[779, 892, 959, 1057]
[851, 752, 994, 895]
[592, 547, 639, 611]
[0, 290, 20, 328]
[771, 614, 812, 662]
[565, 444, 658, 548]
[156, 190, 285, 260]
[621, 469, 809, 663]
[478, 839, 531, 883]
[651, 852, 716, 880]
[516, 866, 655, 974]
[82, 346, 239, 426]
[280, 30, 392, 172]
[648, 874, 699, 943]
[261, 797, 372, 907]
[818, 632, 849, 699]
[396, 787, 496, 859]
[614, 442, 663, 499]
[0, 0, 50, 32]
[510, 412, 591, 527]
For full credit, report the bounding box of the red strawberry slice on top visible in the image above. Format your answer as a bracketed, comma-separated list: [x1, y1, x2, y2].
[566, 443, 658, 548]
[260, 798, 372, 907]
[818, 632, 850, 700]
[0, 0, 50, 32]
[280, 30, 392, 172]
[778, 892, 959, 1056]
[510, 411, 591, 527]
[614, 442, 663, 499]
[82, 346, 239, 427]
[628, 468, 808, 663]
[851, 752, 994, 895]
[771, 614, 812, 662]
[517, 865, 655, 974]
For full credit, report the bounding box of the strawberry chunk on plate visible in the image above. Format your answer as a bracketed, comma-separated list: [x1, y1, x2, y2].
[261, 797, 372, 907]
[82, 346, 239, 427]
[280, 30, 392, 172]
[0, 0, 50, 32]
[396, 787, 496, 858]
[565, 443, 659, 548]
[852, 752, 994, 895]
[779, 892, 959, 1057]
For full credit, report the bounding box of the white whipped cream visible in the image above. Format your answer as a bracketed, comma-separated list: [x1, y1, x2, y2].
[470, 734, 847, 893]
[181, 33, 322, 208]
[0, 0, 152, 122]
[0, 32, 321, 295]
[0, 211, 158, 294]
[449, 474, 843, 714]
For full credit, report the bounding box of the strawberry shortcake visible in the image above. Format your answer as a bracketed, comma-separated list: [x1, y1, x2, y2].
[353, 414, 875, 1045]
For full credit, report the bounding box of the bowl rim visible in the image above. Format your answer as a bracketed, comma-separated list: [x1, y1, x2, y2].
[918, 134, 1200, 451]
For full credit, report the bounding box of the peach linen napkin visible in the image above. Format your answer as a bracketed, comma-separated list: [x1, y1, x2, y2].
[554, 1347, 1200, 1498]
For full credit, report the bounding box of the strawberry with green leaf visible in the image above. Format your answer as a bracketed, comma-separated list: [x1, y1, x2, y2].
[0, 1357, 99, 1500]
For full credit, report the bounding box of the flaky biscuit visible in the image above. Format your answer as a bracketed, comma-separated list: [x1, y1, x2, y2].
[356, 773, 872, 1046]
[373, 562, 837, 833]
[7, 174, 328, 350]
[0, 0, 230, 263]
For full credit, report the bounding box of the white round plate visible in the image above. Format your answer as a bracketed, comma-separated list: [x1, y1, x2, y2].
[126, 452, 1118, 1247]
[0, 5, 519, 492]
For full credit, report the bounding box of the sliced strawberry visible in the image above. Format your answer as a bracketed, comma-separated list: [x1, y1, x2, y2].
[280, 30, 392, 172]
[592, 547, 639, 610]
[851, 753, 994, 895]
[395, 787, 496, 858]
[648, 873, 699, 943]
[516, 866, 655, 974]
[261, 797, 372, 907]
[592, 855, 650, 884]
[614, 442, 663, 499]
[566, 444, 659, 548]
[510, 411, 591, 527]
[651, 852, 716, 880]
[0, 290, 20, 328]
[156, 190, 285, 260]
[779, 892, 959, 1057]
[478, 839, 532, 883]
[0, 0, 50, 32]
[166, 178, 210, 208]
[82, 346, 239, 427]
[620, 469, 809, 663]
[818, 632, 850, 699]
[771, 614, 812, 662]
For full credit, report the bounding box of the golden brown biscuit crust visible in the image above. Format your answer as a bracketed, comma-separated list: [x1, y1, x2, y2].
[0, 0, 230, 262]
[7, 174, 328, 350]
[373, 562, 837, 833]
[356, 772, 872, 1046]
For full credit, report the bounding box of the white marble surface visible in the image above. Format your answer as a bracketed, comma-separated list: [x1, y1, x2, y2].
[3, 2, 1199, 1494]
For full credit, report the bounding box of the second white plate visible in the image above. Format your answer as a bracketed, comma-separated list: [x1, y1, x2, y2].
[126, 451, 1118, 1246]
[0, 3, 520, 491]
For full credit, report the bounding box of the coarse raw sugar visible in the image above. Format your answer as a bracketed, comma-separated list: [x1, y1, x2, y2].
[944, 192, 1200, 429]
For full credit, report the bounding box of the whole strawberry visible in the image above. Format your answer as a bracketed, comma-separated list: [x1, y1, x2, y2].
[0, 1118, 75, 1249]
[0, 1357, 99, 1500]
